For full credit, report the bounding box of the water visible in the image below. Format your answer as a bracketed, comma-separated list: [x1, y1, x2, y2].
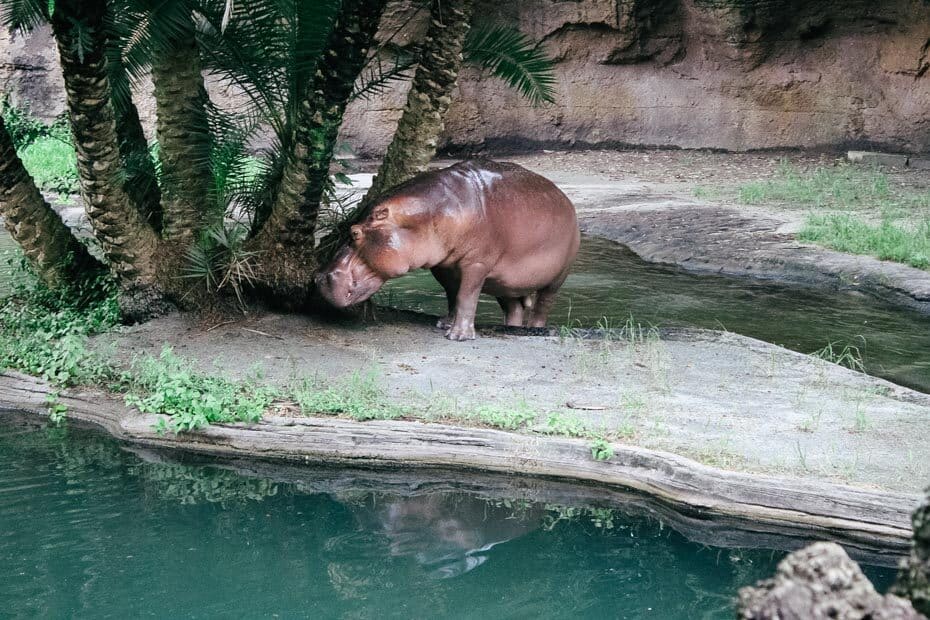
[379, 236, 930, 393]
[0, 417, 897, 619]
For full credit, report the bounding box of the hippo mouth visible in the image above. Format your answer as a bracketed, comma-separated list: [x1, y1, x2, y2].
[315, 249, 386, 308]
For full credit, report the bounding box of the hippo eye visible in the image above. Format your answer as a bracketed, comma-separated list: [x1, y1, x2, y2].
[373, 207, 389, 221]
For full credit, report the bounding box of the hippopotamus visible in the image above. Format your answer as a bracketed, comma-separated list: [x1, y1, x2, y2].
[315, 160, 580, 340]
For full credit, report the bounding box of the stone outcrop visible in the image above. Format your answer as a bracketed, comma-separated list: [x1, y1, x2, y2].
[895, 489, 930, 617]
[738, 542, 925, 620]
[3, 0, 930, 154]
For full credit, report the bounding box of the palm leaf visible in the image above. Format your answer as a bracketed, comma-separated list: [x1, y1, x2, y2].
[0, 0, 50, 32]
[463, 24, 557, 106]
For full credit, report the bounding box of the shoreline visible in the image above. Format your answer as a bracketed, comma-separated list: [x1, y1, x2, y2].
[0, 368, 918, 567]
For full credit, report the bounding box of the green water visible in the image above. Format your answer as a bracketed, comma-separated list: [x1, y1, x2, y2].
[379, 237, 930, 393]
[0, 417, 896, 619]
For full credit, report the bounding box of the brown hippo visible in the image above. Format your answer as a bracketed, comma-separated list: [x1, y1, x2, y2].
[315, 160, 580, 340]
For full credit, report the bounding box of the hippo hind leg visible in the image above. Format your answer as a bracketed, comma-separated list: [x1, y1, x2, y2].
[431, 267, 459, 330]
[496, 297, 526, 327]
[528, 276, 567, 328]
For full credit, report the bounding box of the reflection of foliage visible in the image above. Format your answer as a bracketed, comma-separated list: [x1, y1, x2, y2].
[137, 463, 279, 506]
[542, 504, 620, 531]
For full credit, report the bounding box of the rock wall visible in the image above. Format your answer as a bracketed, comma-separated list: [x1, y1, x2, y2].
[342, 0, 930, 155]
[3, 0, 930, 154]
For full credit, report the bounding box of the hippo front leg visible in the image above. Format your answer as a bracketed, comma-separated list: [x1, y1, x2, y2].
[446, 265, 488, 341]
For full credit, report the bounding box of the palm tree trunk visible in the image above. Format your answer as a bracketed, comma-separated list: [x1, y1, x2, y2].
[250, 0, 387, 303]
[150, 14, 213, 242]
[0, 116, 102, 287]
[108, 47, 163, 233]
[317, 0, 473, 263]
[51, 0, 167, 319]
[362, 0, 474, 206]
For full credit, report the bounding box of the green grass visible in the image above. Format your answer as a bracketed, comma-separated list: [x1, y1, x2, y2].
[17, 137, 80, 199]
[737, 160, 908, 210]
[798, 215, 930, 269]
[290, 369, 403, 421]
[734, 160, 930, 270]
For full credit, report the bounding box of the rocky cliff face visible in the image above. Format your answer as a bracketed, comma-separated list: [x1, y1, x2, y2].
[342, 0, 930, 155]
[3, 0, 930, 154]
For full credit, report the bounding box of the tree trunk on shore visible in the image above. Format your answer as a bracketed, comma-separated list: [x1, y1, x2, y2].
[106, 45, 162, 233]
[361, 0, 474, 207]
[51, 0, 168, 319]
[250, 0, 387, 304]
[150, 14, 213, 243]
[317, 0, 474, 263]
[0, 116, 102, 287]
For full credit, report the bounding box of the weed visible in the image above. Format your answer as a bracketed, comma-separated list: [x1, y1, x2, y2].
[545, 411, 592, 438]
[0, 256, 118, 387]
[811, 340, 866, 372]
[590, 437, 614, 461]
[851, 402, 871, 433]
[291, 369, 402, 421]
[125, 347, 277, 432]
[470, 399, 536, 430]
[45, 391, 67, 425]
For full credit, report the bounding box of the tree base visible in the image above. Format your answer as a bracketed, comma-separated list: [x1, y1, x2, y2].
[118, 284, 176, 324]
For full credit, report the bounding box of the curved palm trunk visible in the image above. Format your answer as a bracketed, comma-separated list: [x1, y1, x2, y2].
[251, 0, 387, 303]
[51, 0, 167, 319]
[0, 116, 102, 287]
[108, 49, 163, 232]
[362, 0, 474, 206]
[318, 0, 473, 262]
[151, 15, 213, 242]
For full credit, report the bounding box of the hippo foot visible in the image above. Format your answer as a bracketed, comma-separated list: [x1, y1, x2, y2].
[436, 316, 453, 330]
[445, 325, 476, 341]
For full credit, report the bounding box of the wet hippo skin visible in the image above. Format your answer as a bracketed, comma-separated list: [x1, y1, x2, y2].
[316, 160, 581, 340]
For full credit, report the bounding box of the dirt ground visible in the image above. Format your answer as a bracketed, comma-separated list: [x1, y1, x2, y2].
[100, 310, 930, 495]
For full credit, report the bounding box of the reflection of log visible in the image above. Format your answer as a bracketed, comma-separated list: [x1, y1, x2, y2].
[0, 370, 918, 568]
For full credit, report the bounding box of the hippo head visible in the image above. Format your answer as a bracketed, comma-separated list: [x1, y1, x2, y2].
[315, 203, 414, 308]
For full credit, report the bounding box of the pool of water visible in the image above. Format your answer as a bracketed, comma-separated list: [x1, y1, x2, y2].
[379, 237, 930, 393]
[0, 417, 896, 619]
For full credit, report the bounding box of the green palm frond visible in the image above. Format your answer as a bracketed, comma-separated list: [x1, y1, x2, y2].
[351, 46, 416, 101]
[0, 0, 51, 32]
[464, 24, 557, 106]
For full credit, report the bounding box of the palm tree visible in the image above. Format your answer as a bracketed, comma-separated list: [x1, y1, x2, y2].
[0, 0, 556, 316]
[0, 114, 102, 287]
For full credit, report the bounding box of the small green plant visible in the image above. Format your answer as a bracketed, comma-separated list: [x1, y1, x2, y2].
[590, 437, 614, 461]
[45, 392, 68, 425]
[470, 400, 536, 430]
[811, 340, 866, 372]
[291, 369, 402, 421]
[545, 411, 592, 438]
[125, 347, 277, 432]
[0, 255, 118, 387]
[183, 223, 259, 309]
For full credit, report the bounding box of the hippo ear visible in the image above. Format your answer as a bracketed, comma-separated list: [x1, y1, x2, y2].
[372, 205, 390, 221]
[350, 225, 364, 243]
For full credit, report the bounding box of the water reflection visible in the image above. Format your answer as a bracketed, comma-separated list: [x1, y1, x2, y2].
[348, 493, 543, 579]
[0, 417, 898, 618]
